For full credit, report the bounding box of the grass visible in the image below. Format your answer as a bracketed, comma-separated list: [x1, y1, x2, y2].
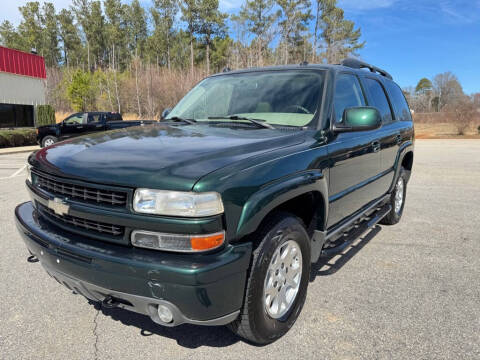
[0, 128, 37, 148]
[415, 122, 480, 139]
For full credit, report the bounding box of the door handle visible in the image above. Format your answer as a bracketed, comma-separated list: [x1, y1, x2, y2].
[76, 126, 83, 129]
[395, 134, 402, 145]
[372, 141, 381, 153]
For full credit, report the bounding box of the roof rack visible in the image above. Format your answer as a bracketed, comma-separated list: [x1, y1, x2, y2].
[340, 58, 393, 80]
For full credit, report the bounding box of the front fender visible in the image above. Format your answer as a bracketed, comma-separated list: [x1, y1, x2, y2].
[236, 170, 328, 240]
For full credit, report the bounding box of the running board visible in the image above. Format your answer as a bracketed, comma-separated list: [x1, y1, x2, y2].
[320, 204, 391, 257]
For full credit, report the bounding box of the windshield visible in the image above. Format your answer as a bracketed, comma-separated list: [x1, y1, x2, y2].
[166, 70, 325, 127]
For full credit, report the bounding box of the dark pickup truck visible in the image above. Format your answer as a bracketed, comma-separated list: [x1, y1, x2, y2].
[37, 111, 157, 147]
[16, 59, 414, 344]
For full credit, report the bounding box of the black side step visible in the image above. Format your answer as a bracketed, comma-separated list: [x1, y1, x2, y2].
[321, 204, 391, 257]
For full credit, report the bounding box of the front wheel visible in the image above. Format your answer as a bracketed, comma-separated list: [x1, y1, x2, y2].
[41, 135, 58, 148]
[380, 167, 408, 225]
[228, 213, 311, 344]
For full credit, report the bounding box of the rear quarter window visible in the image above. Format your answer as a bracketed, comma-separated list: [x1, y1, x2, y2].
[106, 113, 122, 121]
[385, 81, 412, 121]
[363, 78, 393, 123]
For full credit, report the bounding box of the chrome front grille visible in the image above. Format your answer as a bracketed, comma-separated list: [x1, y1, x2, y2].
[34, 172, 127, 207]
[38, 204, 124, 236]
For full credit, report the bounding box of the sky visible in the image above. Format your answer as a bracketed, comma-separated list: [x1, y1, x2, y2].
[3, 0, 480, 94]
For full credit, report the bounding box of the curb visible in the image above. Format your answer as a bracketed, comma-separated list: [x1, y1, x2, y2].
[0, 147, 40, 156]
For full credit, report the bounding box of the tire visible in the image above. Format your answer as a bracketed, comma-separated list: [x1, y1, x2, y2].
[380, 167, 408, 225]
[227, 212, 311, 344]
[41, 135, 58, 148]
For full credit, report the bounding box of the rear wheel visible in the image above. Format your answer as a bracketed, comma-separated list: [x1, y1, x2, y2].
[380, 167, 408, 225]
[42, 135, 57, 148]
[227, 213, 311, 344]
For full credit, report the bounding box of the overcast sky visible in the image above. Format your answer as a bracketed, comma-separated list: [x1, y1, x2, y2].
[2, 0, 479, 94]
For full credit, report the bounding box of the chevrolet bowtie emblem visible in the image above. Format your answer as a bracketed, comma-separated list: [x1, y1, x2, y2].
[48, 198, 70, 216]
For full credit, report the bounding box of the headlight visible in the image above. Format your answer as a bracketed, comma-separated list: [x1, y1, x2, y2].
[133, 189, 224, 217]
[26, 164, 32, 183]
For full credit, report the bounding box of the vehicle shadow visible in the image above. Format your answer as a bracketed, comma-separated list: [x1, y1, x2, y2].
[310, 225, 382, 280]
[87, 300, 244, 348]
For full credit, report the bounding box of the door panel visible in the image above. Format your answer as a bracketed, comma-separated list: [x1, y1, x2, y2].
[327, 73, 383, 228]
[59, 113, 85, 140]
[328, 131, 384, 227]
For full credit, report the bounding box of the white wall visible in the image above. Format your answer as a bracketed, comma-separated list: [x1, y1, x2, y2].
[0, 72, 46, 105]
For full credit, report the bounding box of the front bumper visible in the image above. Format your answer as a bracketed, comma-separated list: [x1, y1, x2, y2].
[15, 201, 252, 326]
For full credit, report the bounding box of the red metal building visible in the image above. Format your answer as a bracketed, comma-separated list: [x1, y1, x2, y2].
[0, 46, 46, 128]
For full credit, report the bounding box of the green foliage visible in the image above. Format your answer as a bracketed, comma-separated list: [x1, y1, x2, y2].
[316, 0, 365, 63]
[66, 69, 96, 111]
[415, 78, 433, 94]
[0, 129, 37, 148]
[57, 9, 83, 66]
[35, 105, 56, 127]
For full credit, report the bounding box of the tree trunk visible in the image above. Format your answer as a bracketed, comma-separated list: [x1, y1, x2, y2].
[134, 49, 142, 118]
[112, 45, 121, 114]
[206, 39, 210, 74]
[312, 4, 320, 63]
[167, 32, 171, 70]
[190, 36, 194, 76]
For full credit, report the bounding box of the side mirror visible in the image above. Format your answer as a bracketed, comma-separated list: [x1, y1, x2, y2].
[161, 108, 171, 120]
[333, 107, 382, 133]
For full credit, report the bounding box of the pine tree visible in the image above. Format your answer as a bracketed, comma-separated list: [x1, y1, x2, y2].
[239, 0, 277, 66]
[17, 2, 44, 53]
[277, 0, 312, 64]
[315, 0, 364, 63]
[180, 0, 200, 74]
[41, 2, 60, 67]
[0, 21, 22, 49]
[197, 0, 227, 73]
[150, 0, 178, 69]
[126, 0, 147, 57]
[57, 9, 83, 66]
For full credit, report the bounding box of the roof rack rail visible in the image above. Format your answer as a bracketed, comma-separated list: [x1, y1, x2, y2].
[340, 58, 393, 80]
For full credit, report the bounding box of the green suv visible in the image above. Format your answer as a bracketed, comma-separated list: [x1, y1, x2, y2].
[15, 59, 414, 344]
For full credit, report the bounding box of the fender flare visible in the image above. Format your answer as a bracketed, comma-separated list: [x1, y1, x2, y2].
[389, 141, 414, 192]
[235, 170, 329, 259]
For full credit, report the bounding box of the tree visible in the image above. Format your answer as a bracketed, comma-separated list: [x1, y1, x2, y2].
[17, 2, 43, 53]
[444, 95, 476, 135]
[57, 9, 83, 66]
[181, 0, 200, 74]
[150, 0, 178, 69]
[126, 0, 147, 57]
[239, 0, 277, 66]
[197, 0, 227, 73]
[41, 2, 60, 67]
[72, 0, 106, 69]
[433, 72, 464, 111]
[0, 21, 22, 49]
[415, 78, 433, 94]
[66, 68, 96, 111]
[277, 0, 312, 64]
[315, 0, 365, 63]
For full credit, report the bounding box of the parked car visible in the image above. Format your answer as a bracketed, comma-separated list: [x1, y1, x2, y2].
[16, 59, 414, 344]
[37, 112, 157, 147]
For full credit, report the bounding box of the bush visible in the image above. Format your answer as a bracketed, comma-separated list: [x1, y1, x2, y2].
[0, 129, 37, 148]
[35, 105, 56, 127]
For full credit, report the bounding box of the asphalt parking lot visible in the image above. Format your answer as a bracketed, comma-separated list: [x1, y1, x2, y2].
[0, 139, 479, 360]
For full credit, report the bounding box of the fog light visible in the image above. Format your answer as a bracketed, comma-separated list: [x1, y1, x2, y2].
[157, 305, 173, 323]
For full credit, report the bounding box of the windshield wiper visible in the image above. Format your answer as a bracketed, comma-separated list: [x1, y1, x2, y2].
[208, 115, 274, 129]
[165, 116, 197, 125]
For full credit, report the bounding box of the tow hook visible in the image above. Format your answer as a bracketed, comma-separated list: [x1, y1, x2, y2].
[102, 295, 120, 309]
[27, 255, 39, 263]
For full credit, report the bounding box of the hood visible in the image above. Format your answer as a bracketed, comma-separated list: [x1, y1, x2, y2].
[29, 124, 305, 191]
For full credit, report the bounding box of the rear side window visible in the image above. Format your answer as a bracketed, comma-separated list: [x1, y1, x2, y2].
[334, 74, 366, 123]
[88, 113, 102, 123]
[106, 113, 122, 121]
[385, 81, 412, 121]
[363, 78, 393, 123]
